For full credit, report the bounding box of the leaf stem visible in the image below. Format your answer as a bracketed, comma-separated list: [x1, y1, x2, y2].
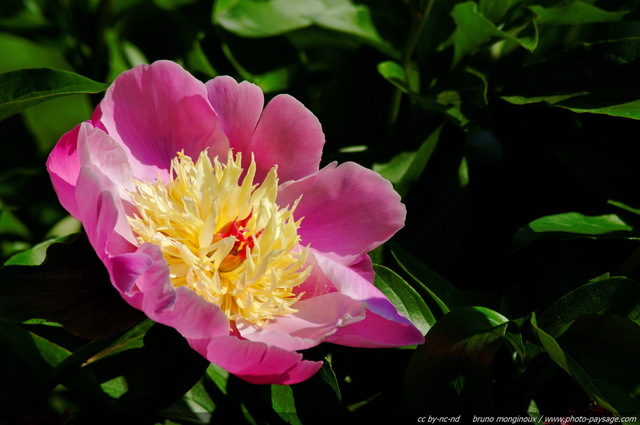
[387, 0, 436, 129]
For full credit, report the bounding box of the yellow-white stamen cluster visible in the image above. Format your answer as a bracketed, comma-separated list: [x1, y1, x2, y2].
[127, 150, 310, 327]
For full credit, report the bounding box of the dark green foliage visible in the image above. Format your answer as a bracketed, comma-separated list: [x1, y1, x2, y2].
[2, 0, 640, 423]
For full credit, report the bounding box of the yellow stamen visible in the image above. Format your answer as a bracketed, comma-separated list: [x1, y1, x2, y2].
[127, 150, 310, 327]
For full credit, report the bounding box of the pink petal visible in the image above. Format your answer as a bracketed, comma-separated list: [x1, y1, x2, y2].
[205, 76, 264, 154]
[46, 124, 82, 218]
[74, 167, 126, 260]
[237, 291, 366, 351]
[76, 122, 136, 197]
[313, 252, 424, 347]
[189, 335, 323, 385]
[109, 242, 230, 339]
[248, 94, 325, 183]
[98, 61, 229, 181]
[326, 309, 425, 348]
[278, 162, 406, 265]
[75, 123, 139, 246]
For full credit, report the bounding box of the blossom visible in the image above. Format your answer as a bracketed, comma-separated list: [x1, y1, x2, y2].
[46, 60, 424, 384]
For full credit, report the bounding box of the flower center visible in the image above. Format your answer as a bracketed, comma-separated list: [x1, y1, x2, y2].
[127, 150, 310, 327]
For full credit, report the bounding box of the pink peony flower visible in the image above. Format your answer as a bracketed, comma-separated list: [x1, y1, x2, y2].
[46, 60, 424, 384]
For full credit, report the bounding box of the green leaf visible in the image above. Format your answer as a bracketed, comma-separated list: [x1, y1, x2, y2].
[373, 126, 442, 198]
[0, 68, 108, 121]
[515, 212, 636, 247]
[502, 38, 640, 120]
[377, 60, 409, 93]
[84, 319, 155, 365]
[206, 363, 230, 396]
[4, 234, 77, 266]
[538, 277, 640, 337]
[0, 34, 96, 154]
[270, 385, 302, 425]
[531, 2, 629, 26]
[0, 234, 145, 339]
[502, 91, 640, 120]
[0, 321, 71, 412]
[479, 0, 522, 24]
[532, 314, 640, 417]
[450, 2, 537, 66]
[372, 264, 434, 335]
[390, 241, 468, 315]
[405, 307, 509, 414]
[213, 0, 387, 50]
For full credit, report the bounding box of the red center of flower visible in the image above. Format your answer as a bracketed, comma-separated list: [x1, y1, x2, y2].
[214, 213, 262, 272]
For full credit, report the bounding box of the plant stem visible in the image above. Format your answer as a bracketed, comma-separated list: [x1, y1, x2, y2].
[387, 0, 436, 130]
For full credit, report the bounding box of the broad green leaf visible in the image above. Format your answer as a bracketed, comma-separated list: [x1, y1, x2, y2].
[270, 385, 302, 425]
[451, 2, 537, 66]
[206, 363, 230, 396]
[377, 60, 409, 93]
[0, 321, 71, 412]
[532, 314, 640, 418]
[4, 233, 77, 266]
[0, 33, 94, 154]
[373, 264, 434, 335]
[405, 307, 509, 414]
[538, 277, 640, 337]
[531, 2, 629, 26]
[0, 234, 144, 338]
[100, 376, 129, 399]
[390, 241, 467, 315]
[160, 379, 215, 425]
[0, 68, 108, 121]
[515, 212, 636, 247]
[528, 212, 632, 234]
[502, 92, 640, 120]
[213, 0, 387, 50]
[374, 126, 442, 198]
[479, 0, 522, 24]
[84, 319, 154, 365]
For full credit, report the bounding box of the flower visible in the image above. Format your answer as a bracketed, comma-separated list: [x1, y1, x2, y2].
[46, 60, 424, 384]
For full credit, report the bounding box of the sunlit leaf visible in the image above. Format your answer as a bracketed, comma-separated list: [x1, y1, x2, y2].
[213, 0, 388, 50]
[0, 33, 95, 154]
[84, 319, 155, 365]
[515, 212, 636, 247]
[374, 126, 442, 198]
[4, 234, 77, 266]
[377, 60, 409, 93]
[270, 385, 302, 425]
[373, 264, 434, 335]
[0, 68, 107, 121]
[531, 2, 629, 26]
[451, 2, 537, 66]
